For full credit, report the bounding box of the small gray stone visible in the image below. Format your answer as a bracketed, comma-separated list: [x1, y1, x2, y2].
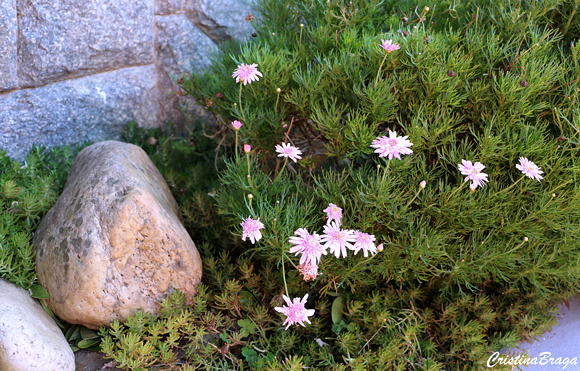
[17, 0, 154, 87]
[33, 141, 203, 329]
[0, 65, 160, 161]
[155, 14, 218, 123]
[184, 0, 255, 43]
[0, 279, 75, 371]
[0, 0, 18, 91]
[155, 0, 184, 14]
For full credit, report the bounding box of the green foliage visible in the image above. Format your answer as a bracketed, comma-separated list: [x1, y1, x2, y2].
[0, 144, 84, 289]
[168, 0, 580, 369]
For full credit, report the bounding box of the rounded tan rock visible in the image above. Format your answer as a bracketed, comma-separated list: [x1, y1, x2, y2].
[33, 141, 202, 329]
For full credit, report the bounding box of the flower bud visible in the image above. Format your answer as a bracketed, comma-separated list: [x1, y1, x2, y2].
[300, 23, 304, 28]
[469, 184, 477, 191]
[232, 120, 243, 131]
[402, 16, 408, 22]
[419, 180, 426, 189]
[244, 144, 251, 153]
[248, 194, 253, 200]
[447, 70, 456, 77]
[412, 25, 417, 30]
[276, 88, 282, 93]
[523, 237, 529, 242]
[424, 6, 429, 12]
[552, 193, 556, 197]
[520, 80, 529, 87]
[377, 244, 384, 252]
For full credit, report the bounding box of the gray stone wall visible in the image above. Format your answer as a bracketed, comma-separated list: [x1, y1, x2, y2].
[0, 0, 255, 160]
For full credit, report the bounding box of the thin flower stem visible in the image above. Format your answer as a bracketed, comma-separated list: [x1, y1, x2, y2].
[235, 131, 239, 159]
[277, 157, 289, 180]
[446, 181, 469, 202]
[347, 252, 379, 276]
[238, 83, 244, 121]
[492, 176, 525, 197]
[406, 187, 424, 207]
[281, 255, 289, 295]
[247, 195, 255, 215]
[375, 53, 389, 85]
[381, 159, 391, 182]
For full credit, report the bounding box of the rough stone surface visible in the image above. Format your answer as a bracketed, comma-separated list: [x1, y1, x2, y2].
[155, 14, 218, 123]
[0, 0, 18, 91]
[33, 141, 202, 329]
[0, 279, 75, 371]
[184, 0, 256, 43]
[17, 0, 154, 88]
[155, 0, 184, 14]
[0, 65, 160, 161]
[75, 350, 121, 371]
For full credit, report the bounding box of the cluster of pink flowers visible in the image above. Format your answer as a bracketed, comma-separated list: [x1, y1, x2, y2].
[369, 129, 544, 190]
[289, 203, 380, 270]
[457, 157, 543, 190]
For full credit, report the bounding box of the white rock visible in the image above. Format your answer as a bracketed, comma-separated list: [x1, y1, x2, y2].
[0, 279, 75, 371]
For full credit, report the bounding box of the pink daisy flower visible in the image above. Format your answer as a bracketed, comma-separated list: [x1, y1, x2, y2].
[380, 39, 401, 53]
[353, 231, 377, 257]
[274, 294, 316, 330]
[370, 130, 413, 160]
[289, 228, 327, 265]
[515, 157, 543, 182]
[275, 143, 302, 163]
[232, 120, 242, 131]
[458, 159, 488, 189]
[321, 221, 356, 259]
[232, 63, 263, 85]
[323, 203, 342, 225]
[240, 216, 265, 244]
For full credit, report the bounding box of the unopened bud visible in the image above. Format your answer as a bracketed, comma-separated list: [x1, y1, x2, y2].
[402, 16, 408, 22]
[247, 174, 251, 179]
[412, 25, 417, 30]
[148, 137, 158, 146]
[300, 23, 304, 28]
[276, 88, 282, 93]
[272, 32, 275, 36]
[248, 194, 253, 200]
[232, 120, 243, 131]
[419, 180, 426, 189]
[469, 184, 477, 191]
[552, 193, 556, 197]
[244, 144, 251, 153]
[377, 244, 384, 252]
[523, 237, 529, 242]
[424, 6, 429, 12]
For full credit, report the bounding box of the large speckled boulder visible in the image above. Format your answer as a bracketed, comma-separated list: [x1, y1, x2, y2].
[0, 279, 75, 371]
[33, 141, 202, 329]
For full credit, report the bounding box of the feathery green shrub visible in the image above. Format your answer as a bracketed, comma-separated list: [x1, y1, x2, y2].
[171, 0, 580, 369]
